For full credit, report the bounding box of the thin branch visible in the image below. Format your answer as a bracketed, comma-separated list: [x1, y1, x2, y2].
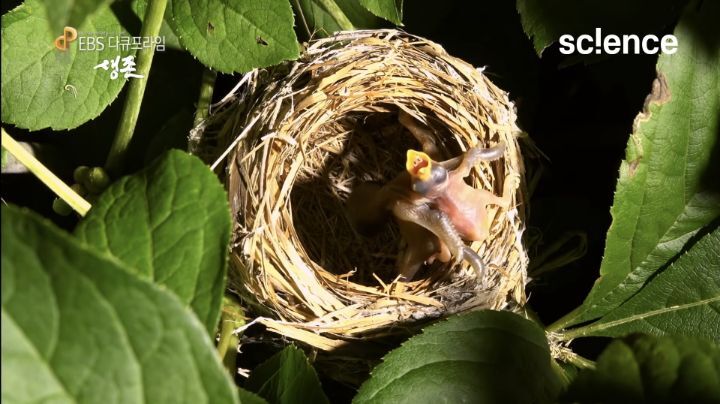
[2, 128, 91, 216]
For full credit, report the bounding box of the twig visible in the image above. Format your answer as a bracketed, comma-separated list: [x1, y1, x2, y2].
[210, 114, 260, 171]
[1, 128, 91, 216]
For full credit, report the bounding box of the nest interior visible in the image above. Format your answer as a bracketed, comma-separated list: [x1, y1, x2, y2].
[290, 110, 464, 284]
[198, 30, 529, 351]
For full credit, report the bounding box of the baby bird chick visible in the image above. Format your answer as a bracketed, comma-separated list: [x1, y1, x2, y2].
[347, 118, 519, 283]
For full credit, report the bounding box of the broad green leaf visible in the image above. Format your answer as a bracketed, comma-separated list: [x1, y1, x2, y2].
[354, 310, 563, 404]
[167, 0, 299, 73]
[359, 0, 402, 25]
[562, 335, 720, 403]
[1, 0, 134, 130]
[516, 0, 686, 54]
[562, 226, 720, 341]
[246, 346, 329, 404]
[561, 0, 720, 327]
[74, 150, 230, 334]
[1, 205, 239, 404]
[41, 0, 112, 36]
[293, 0, 381, 37]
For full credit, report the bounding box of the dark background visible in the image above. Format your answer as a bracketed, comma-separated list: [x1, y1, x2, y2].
[1, 0, 675, 394]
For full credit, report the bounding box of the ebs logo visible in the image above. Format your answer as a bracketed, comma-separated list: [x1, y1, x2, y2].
[54, 26, 77, 51]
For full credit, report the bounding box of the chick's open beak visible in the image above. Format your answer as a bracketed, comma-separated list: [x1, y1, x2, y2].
[406, 150, 432, 181]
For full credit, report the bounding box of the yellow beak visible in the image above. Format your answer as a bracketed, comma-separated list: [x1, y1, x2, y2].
[406, 150, 432, 181]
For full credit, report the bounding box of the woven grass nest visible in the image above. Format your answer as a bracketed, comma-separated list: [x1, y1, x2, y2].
[197, 29, 529, 352]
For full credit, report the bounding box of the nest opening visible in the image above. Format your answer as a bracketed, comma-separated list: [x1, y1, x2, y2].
[290, 107, 469, 285]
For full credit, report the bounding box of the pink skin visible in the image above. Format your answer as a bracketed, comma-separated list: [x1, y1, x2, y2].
[347, 112, 519, 282]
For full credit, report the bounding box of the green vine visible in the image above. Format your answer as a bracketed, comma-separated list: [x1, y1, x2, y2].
[105, 0, 169, 175]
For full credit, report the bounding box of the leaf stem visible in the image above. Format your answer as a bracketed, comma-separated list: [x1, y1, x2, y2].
[217, 316, 240, 373]
[193, 68, 217, 128]
[558, 295, 720, 341]
[105, 0, 169, 175]
[217, 295, 246, 374]
[561, 352, 596, 370]
[1, 128, 91, 216]
[316, 0, 355, 31]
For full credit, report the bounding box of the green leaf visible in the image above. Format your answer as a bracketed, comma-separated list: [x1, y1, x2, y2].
[167, 0, 299, 73]
[237, 390, 269, 404]
[1, 205, 239, 404]
[359, 0, 402, 25]
[354, 310, 563, 404]
[1, 0, 134, 130]
[74, 150, 230, 334]
[562, 335, 720, 403]
[246, 346, 329, 404]
[41, 0, 112, 36]
[293, 0, 381, 37]
[516, 0, 686, 54]
[560, 0, 720, 327]
[562, 226, 720, 341]
[131, 0, 182, 50]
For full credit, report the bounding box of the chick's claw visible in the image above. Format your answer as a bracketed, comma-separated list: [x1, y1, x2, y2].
[463, 246, 485, 279]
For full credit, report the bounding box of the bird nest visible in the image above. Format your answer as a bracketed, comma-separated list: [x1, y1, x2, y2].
[195, 30, 529, 352]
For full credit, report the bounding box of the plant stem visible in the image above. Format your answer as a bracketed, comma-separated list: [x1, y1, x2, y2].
[105, 0, 169, 175]
[562, 351, 596, 370]
[1, 128, 91, 216]
[217, 295, 246, 374]
[316, 0, 355, 31]
[559, 321, 606, 341]
[193, 68, 217, 127]
[217, 316, 240, 373]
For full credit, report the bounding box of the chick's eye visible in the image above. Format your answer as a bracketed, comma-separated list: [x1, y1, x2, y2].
[433, 169, 448, 184]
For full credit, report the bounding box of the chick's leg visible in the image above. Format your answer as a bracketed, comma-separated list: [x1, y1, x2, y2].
[391, 201, 485, 278]
[454, 142, 506, 177]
